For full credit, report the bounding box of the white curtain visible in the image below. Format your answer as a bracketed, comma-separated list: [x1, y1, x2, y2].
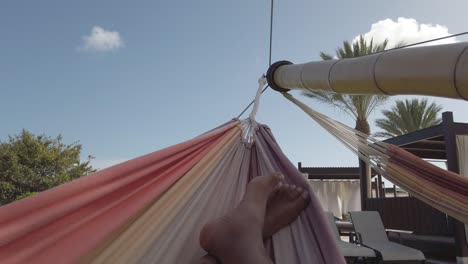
[456, 135, 468, 244]
[308, 180, 361, 218]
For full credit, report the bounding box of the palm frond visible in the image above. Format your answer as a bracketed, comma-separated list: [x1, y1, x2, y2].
[320, 52, 334, 60]
[302, 91, 357, 119]
[373, 131, 396, 139]
[374, 98, 443, 137]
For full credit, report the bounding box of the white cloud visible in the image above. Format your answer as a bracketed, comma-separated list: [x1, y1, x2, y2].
[354, 17, 458, 48]
[81, 26, 124, 52]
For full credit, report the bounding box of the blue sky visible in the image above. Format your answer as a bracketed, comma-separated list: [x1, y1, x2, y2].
[1, 0, 468, 171]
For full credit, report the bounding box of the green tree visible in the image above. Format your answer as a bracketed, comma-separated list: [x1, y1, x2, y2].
[374, 98, 442, 138]
[0, 130, 95, 205]
[303, 35, 389, 135]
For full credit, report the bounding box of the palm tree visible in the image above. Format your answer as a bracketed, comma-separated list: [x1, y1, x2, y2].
[303, 35, 389, 135]
[374, 98, 442, 138]
[303, 36, 391, 203]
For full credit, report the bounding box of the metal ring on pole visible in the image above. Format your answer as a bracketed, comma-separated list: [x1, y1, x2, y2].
[266, 60, 292, 93]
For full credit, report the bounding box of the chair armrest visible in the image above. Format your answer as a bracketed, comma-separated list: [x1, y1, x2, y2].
[354, 232, 364, 245]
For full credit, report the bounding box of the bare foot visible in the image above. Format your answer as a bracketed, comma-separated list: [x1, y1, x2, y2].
[199, 174, 283, 264]
[263, 183, 310, 238]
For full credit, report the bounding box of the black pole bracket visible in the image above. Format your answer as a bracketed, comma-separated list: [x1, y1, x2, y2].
[266, 60, 292, 93]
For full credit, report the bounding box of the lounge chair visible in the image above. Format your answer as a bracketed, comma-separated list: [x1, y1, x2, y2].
[349, 211, 425, 263]
[325, 212, 376, 261]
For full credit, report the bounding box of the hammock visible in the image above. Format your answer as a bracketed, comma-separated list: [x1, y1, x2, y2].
[285, 93, 468, 224]
[0, 119, 345, 264]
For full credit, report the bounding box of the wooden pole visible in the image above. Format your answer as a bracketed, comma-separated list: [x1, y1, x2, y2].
[442, 112, 468, 263]
[377, 174, 383, 198]
[359, 159, 369, 210]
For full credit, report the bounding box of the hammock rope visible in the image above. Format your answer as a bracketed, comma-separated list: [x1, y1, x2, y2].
[241, 75, 268, 143]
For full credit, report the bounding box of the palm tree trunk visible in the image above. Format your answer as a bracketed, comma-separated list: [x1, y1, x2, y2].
[355, 118, 370, 135]
[355, 118, 372, 208]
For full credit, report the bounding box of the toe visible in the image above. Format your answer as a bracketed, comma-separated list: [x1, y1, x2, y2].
[272, 172, 285, 183]
[281, 184, 294, 200]
[290, 186, 302, 199]
[266, 173, 284, 189]
[270, 183, 281, 197]
[269, 182, 284, 200]
[287, 185, 297, 197]
[250, 173, 283, 193]
[275, 184, 288, 199]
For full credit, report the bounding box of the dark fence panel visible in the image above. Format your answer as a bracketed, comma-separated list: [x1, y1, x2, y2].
[366, 197, 454, 236]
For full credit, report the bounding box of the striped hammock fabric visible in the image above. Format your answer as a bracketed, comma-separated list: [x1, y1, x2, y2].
[284, 93, 468, 224]
[0, 119, 345, 264]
